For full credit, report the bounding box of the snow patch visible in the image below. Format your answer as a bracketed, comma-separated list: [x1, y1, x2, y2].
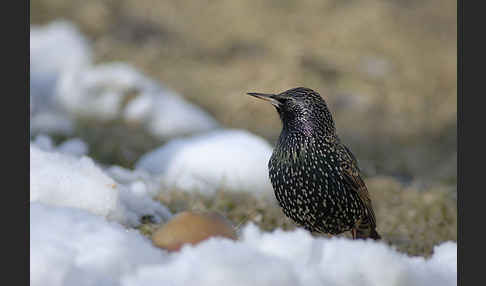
[55, 62, 219, 139]
[30, 204, 456, 286]
[136, 129, 274, 196]
[32, 134, 89, 157]
[31, 21, 218, 139]
[122, 224, 456, 286]
[30, 144, 171, 226]
[30, 203, 167, 286]
[30, 20, 91, 135]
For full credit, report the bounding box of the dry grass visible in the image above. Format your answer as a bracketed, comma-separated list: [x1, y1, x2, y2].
[140, 175, 457, 257]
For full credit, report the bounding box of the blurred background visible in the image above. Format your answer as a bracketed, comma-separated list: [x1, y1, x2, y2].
[30, 0, 456, 256]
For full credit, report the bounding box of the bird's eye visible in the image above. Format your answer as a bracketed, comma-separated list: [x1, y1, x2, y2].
[282, 97, 294, 102]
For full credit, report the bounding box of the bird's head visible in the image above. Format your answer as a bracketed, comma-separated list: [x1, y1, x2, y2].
[247, 87, 335, 136]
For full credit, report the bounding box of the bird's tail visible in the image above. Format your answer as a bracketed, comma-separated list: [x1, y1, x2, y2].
[369, 228, 381, 240]
[355, 216, 381, 240]
[355, 227, 381, 240]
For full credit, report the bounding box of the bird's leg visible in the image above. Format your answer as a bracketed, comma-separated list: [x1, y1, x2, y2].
[351, 228, 357, 240]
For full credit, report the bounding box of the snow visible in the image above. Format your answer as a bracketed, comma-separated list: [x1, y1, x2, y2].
[31, 134, 57, 152]
[55, 62, 219, 139]
[55, 63, 156, 121]
[31, 20, 218, 139]
[29, 112, 75, 136]
[57, 138, 90, 157]
[30, 144, 171, 226]
[135, 129, 274, 196]
[30, 204, 457, 286]
[30, 203, 167, 286]
[105, 165, 160, 198]
[30, 20, 91, 135]
[32, 134, 89, 157]
[30, 20, 92, 102]
[122, 224, 456, 286]
[29, 142, 456, 286]
[142, 92, 220, 140]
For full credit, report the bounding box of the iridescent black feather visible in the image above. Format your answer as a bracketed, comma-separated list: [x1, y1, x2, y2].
[248, 87, 380, 239]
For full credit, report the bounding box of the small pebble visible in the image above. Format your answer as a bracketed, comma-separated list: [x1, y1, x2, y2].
[151, 211, 237, 251]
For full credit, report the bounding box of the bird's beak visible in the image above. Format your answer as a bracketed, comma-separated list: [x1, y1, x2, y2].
[247, 92, 281, 107]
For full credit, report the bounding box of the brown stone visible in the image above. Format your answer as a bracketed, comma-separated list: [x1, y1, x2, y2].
[151, 211, 237, 252]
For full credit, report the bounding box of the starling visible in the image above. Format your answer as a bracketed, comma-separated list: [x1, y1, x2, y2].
[248, 87, 381, 240]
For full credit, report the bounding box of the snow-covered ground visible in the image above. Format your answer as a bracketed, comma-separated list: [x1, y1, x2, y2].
[30, 20, 456, 286]
[29, 141, 456, 286]
[55, 62, 219, 139]
[32, 134, 89, 157]
[30, 144, 171, 226]
[30, 21, 91, 135]
[31, 202, 456, 286]
[30, 21, 219, 139]
[136, 129, 274, 197]
[30, 203, 166, 286]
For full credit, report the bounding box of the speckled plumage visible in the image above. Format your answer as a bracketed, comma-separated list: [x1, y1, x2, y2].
[248, 87, 380, 239]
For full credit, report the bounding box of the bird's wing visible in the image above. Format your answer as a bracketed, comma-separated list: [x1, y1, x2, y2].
[337, 144, 376, 228]
[342, 144, 360, 171]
